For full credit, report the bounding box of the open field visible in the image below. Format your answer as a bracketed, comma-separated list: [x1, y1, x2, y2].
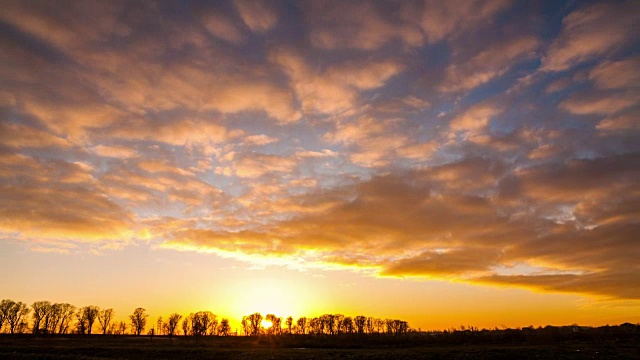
[1, 335, 638, 360]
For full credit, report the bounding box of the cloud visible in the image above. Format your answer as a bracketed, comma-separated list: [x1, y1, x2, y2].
[0, 153, 134, 242]
[0, 122, 70, 149]
[234, 0, 278, 32]
[382, 247, 503, 277]
[542, 2, 639, 72]
[107, 118, 235, 150]
[596, 111, 640, 132]
[243, 134, 280, 146]
[449, 102, 503, 134]
[589, 57, 640, 90]
[419, 0, 510, 43]
[559, 90, 638, 116]
[226, 153, 298, 178]
[271, 49, 403, 115]
[440, 35, 539, 92]
[306, 1, 423, 50]
[92, 145, 138, 159]
[202, 12, 244, 43]
[163, 152, 639, 299]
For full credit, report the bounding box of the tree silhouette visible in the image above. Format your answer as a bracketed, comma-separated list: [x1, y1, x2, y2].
[0, 299, 13, 332]
[181, 316, 190, 336]
[340, 316, 354, 334]
[296, 317, 307, 334]
[244, 312, 262, 336]
[130, 308, 147, 336]
[354, 315, 366, 334]
[117, 321, 127, 335]
[286, 316, 293, 334]
[31, 301, 50, 334]
[98, 308, 114, 335]
[55, 303, 75, 334]
[76, 306, 99, 334]
[6, 301, 30, 334]
[265, 314, 281, 335]
[163, 313, 182, 340]
[156, 316, 163, 336]
[218, 318, 230, 336]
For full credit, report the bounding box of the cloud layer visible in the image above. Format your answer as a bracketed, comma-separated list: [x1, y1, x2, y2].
[1, 0, 638, 300]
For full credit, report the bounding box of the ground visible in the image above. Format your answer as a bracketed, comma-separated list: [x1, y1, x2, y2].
[1, 335, 638, 359]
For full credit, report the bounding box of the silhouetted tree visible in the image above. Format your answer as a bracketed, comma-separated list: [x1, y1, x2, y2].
[241, 316, 249, 335]
[117, 321, 127, 335]
[296, 317, 307, 334]
[340, 316, 354, 334]
[98, 308, 114, 335]
[286, 316, 293, 334]
[76, 306, 99, 334]
[6, 301, 29, 334]
[265, 314, 281, 335]
[156, 316, 163, 335]
[354, 315, 366, 334]
[57, 303, 75, 334]
[0, 299, 13, 332]
[308, 317, 324, 334]
[31, 301, 51, 334]
[130, 307, 147, 335]
[218, 318, 230, 336]
[244, 312, 262, 336]
[182, 316, 190, 336]
[163, 313, 182, 340]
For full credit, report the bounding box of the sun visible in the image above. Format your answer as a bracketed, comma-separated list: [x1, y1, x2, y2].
[227, 275, 322, 318]
[261, 319, 273, 329]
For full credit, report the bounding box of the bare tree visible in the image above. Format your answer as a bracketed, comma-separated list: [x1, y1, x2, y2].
[57, 303, 75, 334]
[217, 318, 230, 336]
[0, 299, 12, 333]
[241, 316, 249, 336]
[156, 316, 163, 336]
[163, 313, 182, 340]
[334, 314, 344, 335]
[354, 316, 366, 334]
[340, 316, 354, 334]
[243, 312, 262, 336]
[265, 314, 277, 335]
[129, 308, 147, 336]
[7, 301, 29, 334]
[98, 308, 114, 335]
[76, 306, 99, 334]
[286, 316, 293, 334]
[31, 301, 51, 334]
[181, 316, 190, 336]
[46, 303, 63, 334]
[117, 321, 127, 335]
[296, 317, 307, 334]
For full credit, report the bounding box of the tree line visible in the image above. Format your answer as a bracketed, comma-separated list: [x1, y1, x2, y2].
[0, 299, 410, 337]
[241, 312, 409, 336]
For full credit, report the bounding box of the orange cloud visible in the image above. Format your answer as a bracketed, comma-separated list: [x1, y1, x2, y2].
[441, 36, 539, 92]
[271, 49, 403, 115]
[542, 2, 638, 71]
[234, 0, 278, 32]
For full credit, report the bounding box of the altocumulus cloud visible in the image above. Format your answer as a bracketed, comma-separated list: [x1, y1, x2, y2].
[1, 0, 638, 300]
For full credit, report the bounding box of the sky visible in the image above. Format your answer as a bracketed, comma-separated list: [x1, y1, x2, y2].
[1, 0, 639, 332]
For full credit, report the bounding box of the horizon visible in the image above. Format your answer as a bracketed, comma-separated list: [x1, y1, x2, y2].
[1, 0, 639, 333]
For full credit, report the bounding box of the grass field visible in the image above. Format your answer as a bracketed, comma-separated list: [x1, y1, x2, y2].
[1, 335, 638, 359]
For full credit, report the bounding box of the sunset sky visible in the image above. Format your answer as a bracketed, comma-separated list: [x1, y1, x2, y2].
[1, 0, 639, 332]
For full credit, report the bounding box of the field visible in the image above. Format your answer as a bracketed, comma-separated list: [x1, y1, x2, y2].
[1, 335, 638, 360]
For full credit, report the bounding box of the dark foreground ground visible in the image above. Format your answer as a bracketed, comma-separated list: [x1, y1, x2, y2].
[1, 335, 638, 360]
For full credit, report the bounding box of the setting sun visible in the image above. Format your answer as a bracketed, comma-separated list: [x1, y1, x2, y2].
[261, 319, 273, 330]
